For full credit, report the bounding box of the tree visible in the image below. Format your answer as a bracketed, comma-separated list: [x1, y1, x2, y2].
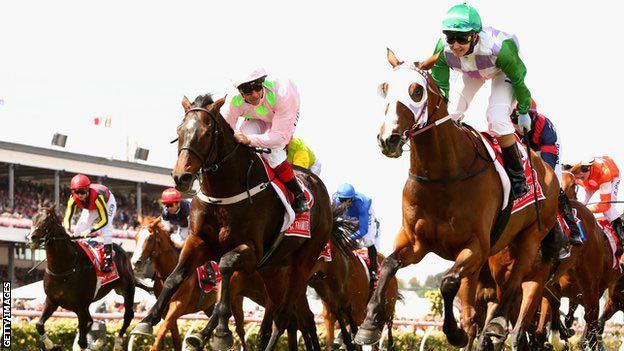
[408, 277, 420, 289]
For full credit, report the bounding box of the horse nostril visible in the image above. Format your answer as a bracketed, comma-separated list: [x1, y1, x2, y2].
[387, 134, 401, 147]
[180, 173, 193, 184]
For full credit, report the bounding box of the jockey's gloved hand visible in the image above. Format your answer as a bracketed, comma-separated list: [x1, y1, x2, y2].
[79, 229, 92, 238]
[517, 113, 531, 132]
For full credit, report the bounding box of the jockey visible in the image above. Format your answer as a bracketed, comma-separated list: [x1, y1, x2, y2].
[161, 188, 216, 285]
[510, 99, 584, 246]
[333, 183, 381, 282]
[286, 137, 322, 176]
[572, 157, 624, 253]
[63, 174, 116, 272]
[418, 3, 531, 200]
[222, 67, 309, 213]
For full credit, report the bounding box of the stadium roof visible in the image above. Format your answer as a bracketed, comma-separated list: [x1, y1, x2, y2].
[0, 141, 173, 186]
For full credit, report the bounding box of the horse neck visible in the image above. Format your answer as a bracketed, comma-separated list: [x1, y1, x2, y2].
[152, 232, 179, 278]
[409, 106, 476, 180]
[200, 125, 264, 197]
[46, 226, 79, 273]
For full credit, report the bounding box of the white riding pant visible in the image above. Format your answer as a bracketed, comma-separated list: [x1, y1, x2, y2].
[354, 208, 381, 251]
[170, 226, 189, 248]
[309, 158, 322, 176]
[448, 72, 515, 137]
[239, 119, 289, 167]
[74, 194, 117, 245]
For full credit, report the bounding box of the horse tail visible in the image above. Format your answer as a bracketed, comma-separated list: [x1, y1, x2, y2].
[329, 202, 358, 259]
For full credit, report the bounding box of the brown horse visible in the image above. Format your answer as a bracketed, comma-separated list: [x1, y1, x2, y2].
[313, 246, 399, 351]
[529, 170, 624, 350]
[27, 205, 135, 351]
[355, 49, 560, 351]
[133, 94, 347, 351]
[130, 216, 267, 351]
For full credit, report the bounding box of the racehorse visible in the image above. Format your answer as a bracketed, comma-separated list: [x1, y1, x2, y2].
[356, 49, 560, 351]
[131, 216, 268, 351]
[27, 205, 135, 351]
[314, 247, 399, 351]
[528, 170, 624, 350]
[132, 94, 348, 351]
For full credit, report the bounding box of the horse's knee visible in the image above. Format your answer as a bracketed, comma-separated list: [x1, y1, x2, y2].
[440, 272, 461, 299]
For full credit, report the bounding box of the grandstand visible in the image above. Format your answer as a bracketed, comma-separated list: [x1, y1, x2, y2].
[0, 140, 175, 287]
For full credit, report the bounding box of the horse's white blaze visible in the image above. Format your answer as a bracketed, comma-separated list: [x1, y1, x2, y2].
[131, 228, 151, 265]
[184, 118, 196, 131]
[379, 64, 429, 142]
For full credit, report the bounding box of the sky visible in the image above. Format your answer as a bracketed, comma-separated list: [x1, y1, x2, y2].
[2, 0, 624, 282]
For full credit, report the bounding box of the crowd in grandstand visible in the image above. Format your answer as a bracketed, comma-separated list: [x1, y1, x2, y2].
[0, 179, 162, 232]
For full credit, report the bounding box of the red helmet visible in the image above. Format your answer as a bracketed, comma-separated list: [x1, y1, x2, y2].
[70, 174, 91, 190]
[161, 188, 182, 204]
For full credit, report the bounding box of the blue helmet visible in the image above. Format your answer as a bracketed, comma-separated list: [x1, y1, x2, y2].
[336, 183, 356, 199]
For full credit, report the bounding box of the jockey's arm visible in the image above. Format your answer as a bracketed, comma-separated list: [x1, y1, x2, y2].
[350, 206, 370, 240]
[221, 97, 241, 131]
[62, 197, 77, 231]
[430, 39, 450, 100]
[292, 150, 311, 169]
[161, 219, 172, 232]
[495, 39, 532, 115]
[247, 91, 298, 149]
[588, 182, 614, 213]
[90, 195, 109, 233]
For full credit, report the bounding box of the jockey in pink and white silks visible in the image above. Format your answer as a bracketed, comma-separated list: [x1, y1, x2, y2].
[222, 67, 309, 213]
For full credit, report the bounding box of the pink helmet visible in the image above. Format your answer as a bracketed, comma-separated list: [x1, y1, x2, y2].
[161, 188, 182, 204]
[70, 174, 91, 190]
[232, 67, 267, 88]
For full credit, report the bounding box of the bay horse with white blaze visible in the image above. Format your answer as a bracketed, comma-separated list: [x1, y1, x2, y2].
[355, 49, 560, 351]
[132, 94, 343, 351]
[27, 205, 135, 351]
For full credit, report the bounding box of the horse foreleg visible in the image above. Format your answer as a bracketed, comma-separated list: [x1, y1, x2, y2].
[36, 298, 58, 350]
[335, 310, 355, 351]
[232, 294, 248, 351]
[597, 280, 624, 336]
[356, 243, 425, 345]
[322, 305, 336, 351]
[442, 241, 487, 348]
[135, 235, 207, 333]
[75, 308, 93, 350]
[116, 280, 135, 350]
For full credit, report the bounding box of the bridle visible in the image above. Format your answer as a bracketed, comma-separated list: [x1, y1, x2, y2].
[177, 107, 241, 175]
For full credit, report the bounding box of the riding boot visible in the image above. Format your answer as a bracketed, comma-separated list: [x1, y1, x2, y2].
[102, 244, 113, 272]
[284, 178, 310, 214]
[558, 189, 584, 246]
[611, 217, 624, 256]
[204, 263, 217, 286]
[274, 160, 309, 214]
[500, 144, 530, 200]
[367, 245, 378, 282]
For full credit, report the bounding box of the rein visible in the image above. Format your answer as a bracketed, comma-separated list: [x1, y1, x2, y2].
[32, 223, 93, 277]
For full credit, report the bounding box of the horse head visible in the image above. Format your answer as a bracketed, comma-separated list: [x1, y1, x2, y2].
[377, 49, 447, 158]
[27, 204, 64, 249]
[172, 94, 227, 191]
[131, 216, 165, 272]
[561, 164, 579, 200]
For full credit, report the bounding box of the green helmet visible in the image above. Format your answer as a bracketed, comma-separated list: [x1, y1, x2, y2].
[442, 3, 482, 33]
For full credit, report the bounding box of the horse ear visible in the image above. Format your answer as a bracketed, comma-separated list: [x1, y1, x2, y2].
[48, 204, 57, 215]
[387, 48, 403, 68]
[182, 96, 192, 112]
[211, 97, 226, 112]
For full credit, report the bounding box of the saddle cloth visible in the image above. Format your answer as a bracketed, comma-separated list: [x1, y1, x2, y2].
[597, 218, 621, 269]
[479, 132, 546, 214]
[318, 242, 332, 262]
[196, 261, 221, 293]
[260, 159, 314, 238]
[77, 240, 120, 298]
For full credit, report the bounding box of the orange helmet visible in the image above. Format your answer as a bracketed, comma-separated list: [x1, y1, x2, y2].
[161, 188, 182, 204]
[70, 174, 91, 190]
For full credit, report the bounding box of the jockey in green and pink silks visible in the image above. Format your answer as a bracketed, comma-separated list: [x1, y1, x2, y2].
[221, 67, 309, 213]
[419, 3, 533, 201]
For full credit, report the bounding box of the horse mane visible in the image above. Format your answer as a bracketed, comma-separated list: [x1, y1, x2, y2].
[191, 94, 215, 108]
[330, 203, 359, 259]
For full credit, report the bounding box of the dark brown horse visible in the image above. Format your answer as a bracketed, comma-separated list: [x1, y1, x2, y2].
[313, 246, 399, 351]
[355, 49, 560, 351]
[130, 216, 267, 351]
[132, 94, 345, 351]
[529, 170, 623, 350]
[27, 205, 135, 351]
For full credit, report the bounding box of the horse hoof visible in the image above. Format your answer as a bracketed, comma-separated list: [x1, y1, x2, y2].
[185, 333, 204, 349]
[209, 331, 234, 351]
[354, 327, 381, 345]
[130, 322, 153, 336]
[445, 329, 468, 347]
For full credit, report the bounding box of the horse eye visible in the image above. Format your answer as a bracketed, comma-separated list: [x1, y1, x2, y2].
[410, 85, 424, 103]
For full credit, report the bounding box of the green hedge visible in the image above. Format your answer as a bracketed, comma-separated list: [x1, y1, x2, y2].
[8, 319, 622, 350]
